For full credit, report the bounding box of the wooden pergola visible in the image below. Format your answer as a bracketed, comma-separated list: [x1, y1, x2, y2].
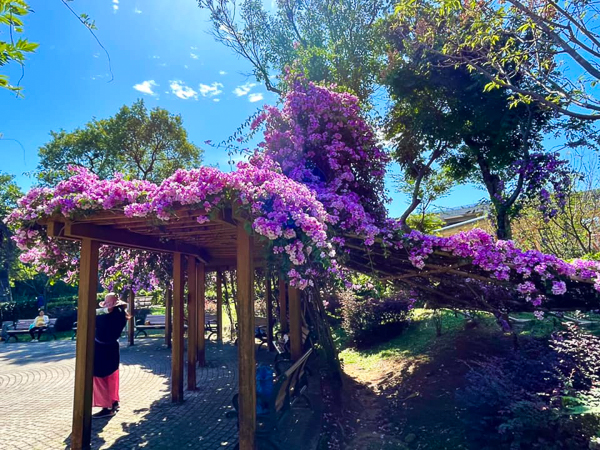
[43, 207, 305, 450]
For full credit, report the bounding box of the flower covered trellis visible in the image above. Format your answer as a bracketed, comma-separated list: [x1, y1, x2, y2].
[5, 75, 600, 311]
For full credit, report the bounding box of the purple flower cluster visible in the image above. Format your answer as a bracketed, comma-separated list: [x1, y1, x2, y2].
[400, 228, 600, 306]
[6, 162, 333, 290]
[251, 73, 390, 245]
[509, 152, 572, 220]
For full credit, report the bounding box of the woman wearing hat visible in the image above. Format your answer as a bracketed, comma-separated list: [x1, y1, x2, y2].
[92, 293, 130, 419]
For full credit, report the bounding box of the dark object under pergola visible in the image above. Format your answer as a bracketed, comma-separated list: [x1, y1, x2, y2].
[43, 207, 305, 450]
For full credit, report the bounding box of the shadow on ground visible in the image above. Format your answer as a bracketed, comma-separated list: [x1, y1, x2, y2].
[56, 340, 322, 450]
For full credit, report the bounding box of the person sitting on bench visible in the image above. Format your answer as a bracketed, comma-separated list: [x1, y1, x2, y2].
[29, 309, 49, 341]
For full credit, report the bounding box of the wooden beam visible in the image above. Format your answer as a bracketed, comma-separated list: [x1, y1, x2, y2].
[187, 256, 198, 390]
[289, 286, 302, 361]
[127, 290, 135, 347]
[165, 287, 172, 348]
[172, 252, 185, 403]
[216, 270, 223, 344]
[278, 277, 288, 333]
[71, 239, 100, 450]
[266, 273, 274, 352]
[237, 223, 256, 450]
[49, 221, 210, 264]
[197, 261, 206, 367]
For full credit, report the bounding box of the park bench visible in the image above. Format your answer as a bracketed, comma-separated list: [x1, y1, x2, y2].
[228, 348, 314, 449]
[205, 314, 218, 340]
[135, 314, 168, 337]
[273, 325, 312, 364]
[2, 318, 57, 343]
[234, 317, 271, 349]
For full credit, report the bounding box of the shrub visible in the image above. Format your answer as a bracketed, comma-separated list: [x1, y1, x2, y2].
[458, 327, 600, 449]
[341, 291, 411, 347]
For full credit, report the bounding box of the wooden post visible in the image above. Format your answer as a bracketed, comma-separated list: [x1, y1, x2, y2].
[172, 252, 185, 403]
[71, 239, 100, 450]
[197, 262, 206, 367]
[165, 287, 172, 348]
[216, 270, 223, 344]
[278, 277, 288, 333]
[237, 223, 256, 450]
[127, 290, 135, 347]
[187, 256, 198, 390]
[266, 274, 274, 352]
[289, 286, 302, 361]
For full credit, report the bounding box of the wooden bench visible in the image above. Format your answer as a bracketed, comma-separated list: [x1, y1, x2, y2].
[135, 314, 168, 337]
[273, 326, 312, 364]
[205, 314, 218, 340]
[2, 318, 57, 343]
[228, 348, 314, 449]
[234, 317, 271, 349]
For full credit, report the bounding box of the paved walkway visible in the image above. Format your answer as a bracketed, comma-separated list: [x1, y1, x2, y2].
[0, 338, 321, 450]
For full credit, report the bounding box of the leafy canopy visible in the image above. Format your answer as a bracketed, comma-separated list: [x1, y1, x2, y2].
[37, 99, 203, 185]
[0, 0, 38, 94]
[199, 0, 391, 101]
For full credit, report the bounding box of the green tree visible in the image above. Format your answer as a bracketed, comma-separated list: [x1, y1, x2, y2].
[386, 7, 556, 239]
[0, 0, 38, 94]
[37, 99, 203, 185]
[0, 173, 23, 301]
[198, 0, 391, 101]
[393, 0, 600, 121]
[396, 169, 453, 232]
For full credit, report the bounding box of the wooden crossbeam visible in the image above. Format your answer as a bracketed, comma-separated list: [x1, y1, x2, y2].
[48, 221, 210, 264]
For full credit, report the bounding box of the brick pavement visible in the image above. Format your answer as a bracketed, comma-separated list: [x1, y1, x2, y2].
[0, 338, 321, 450]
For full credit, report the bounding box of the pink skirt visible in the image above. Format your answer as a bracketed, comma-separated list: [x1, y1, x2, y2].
[93, 369, 119, 409]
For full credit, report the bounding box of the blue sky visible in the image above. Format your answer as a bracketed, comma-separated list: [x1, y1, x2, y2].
[0, 0, 486, 217]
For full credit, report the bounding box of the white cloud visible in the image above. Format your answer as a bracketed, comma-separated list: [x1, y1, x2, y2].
[190, 53, 199, 60]
[198, 82, 223, 97]
[151, 55, 160, 59]
[248, 93, 264, 103]
[170, 80, 198, 100]
[134, 7, 142, 14]
[113, 0, 119, 12]
[213, 98, 220, 102]
[191, 46, 198, 50]
[219, 70, 227, 75]
[184, 65, 189, 69]
[233, 82, 256, 97]
[133, 80, 157, 96]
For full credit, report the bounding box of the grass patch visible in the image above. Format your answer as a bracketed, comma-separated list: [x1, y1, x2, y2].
[339, 309, 495, 371]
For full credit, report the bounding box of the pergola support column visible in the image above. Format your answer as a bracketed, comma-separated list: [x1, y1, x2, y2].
[289, 286, 302, 361]
[197, 262, 206, 367]
[237, 223, 256, 450]
[172, 252, 185, 403]
[266, 273, 274, 352]
[127, 290, 135, 347]
[216, 270, 223, 344]
[278, 277, 288, 333]
[187, 256, 198, 390]
[165, 287, 172, 348]
[71, 238, 100, 450]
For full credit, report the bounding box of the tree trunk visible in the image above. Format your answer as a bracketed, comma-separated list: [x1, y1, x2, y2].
[306, 286, 343, 385]
[495, 207, 512, 240]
